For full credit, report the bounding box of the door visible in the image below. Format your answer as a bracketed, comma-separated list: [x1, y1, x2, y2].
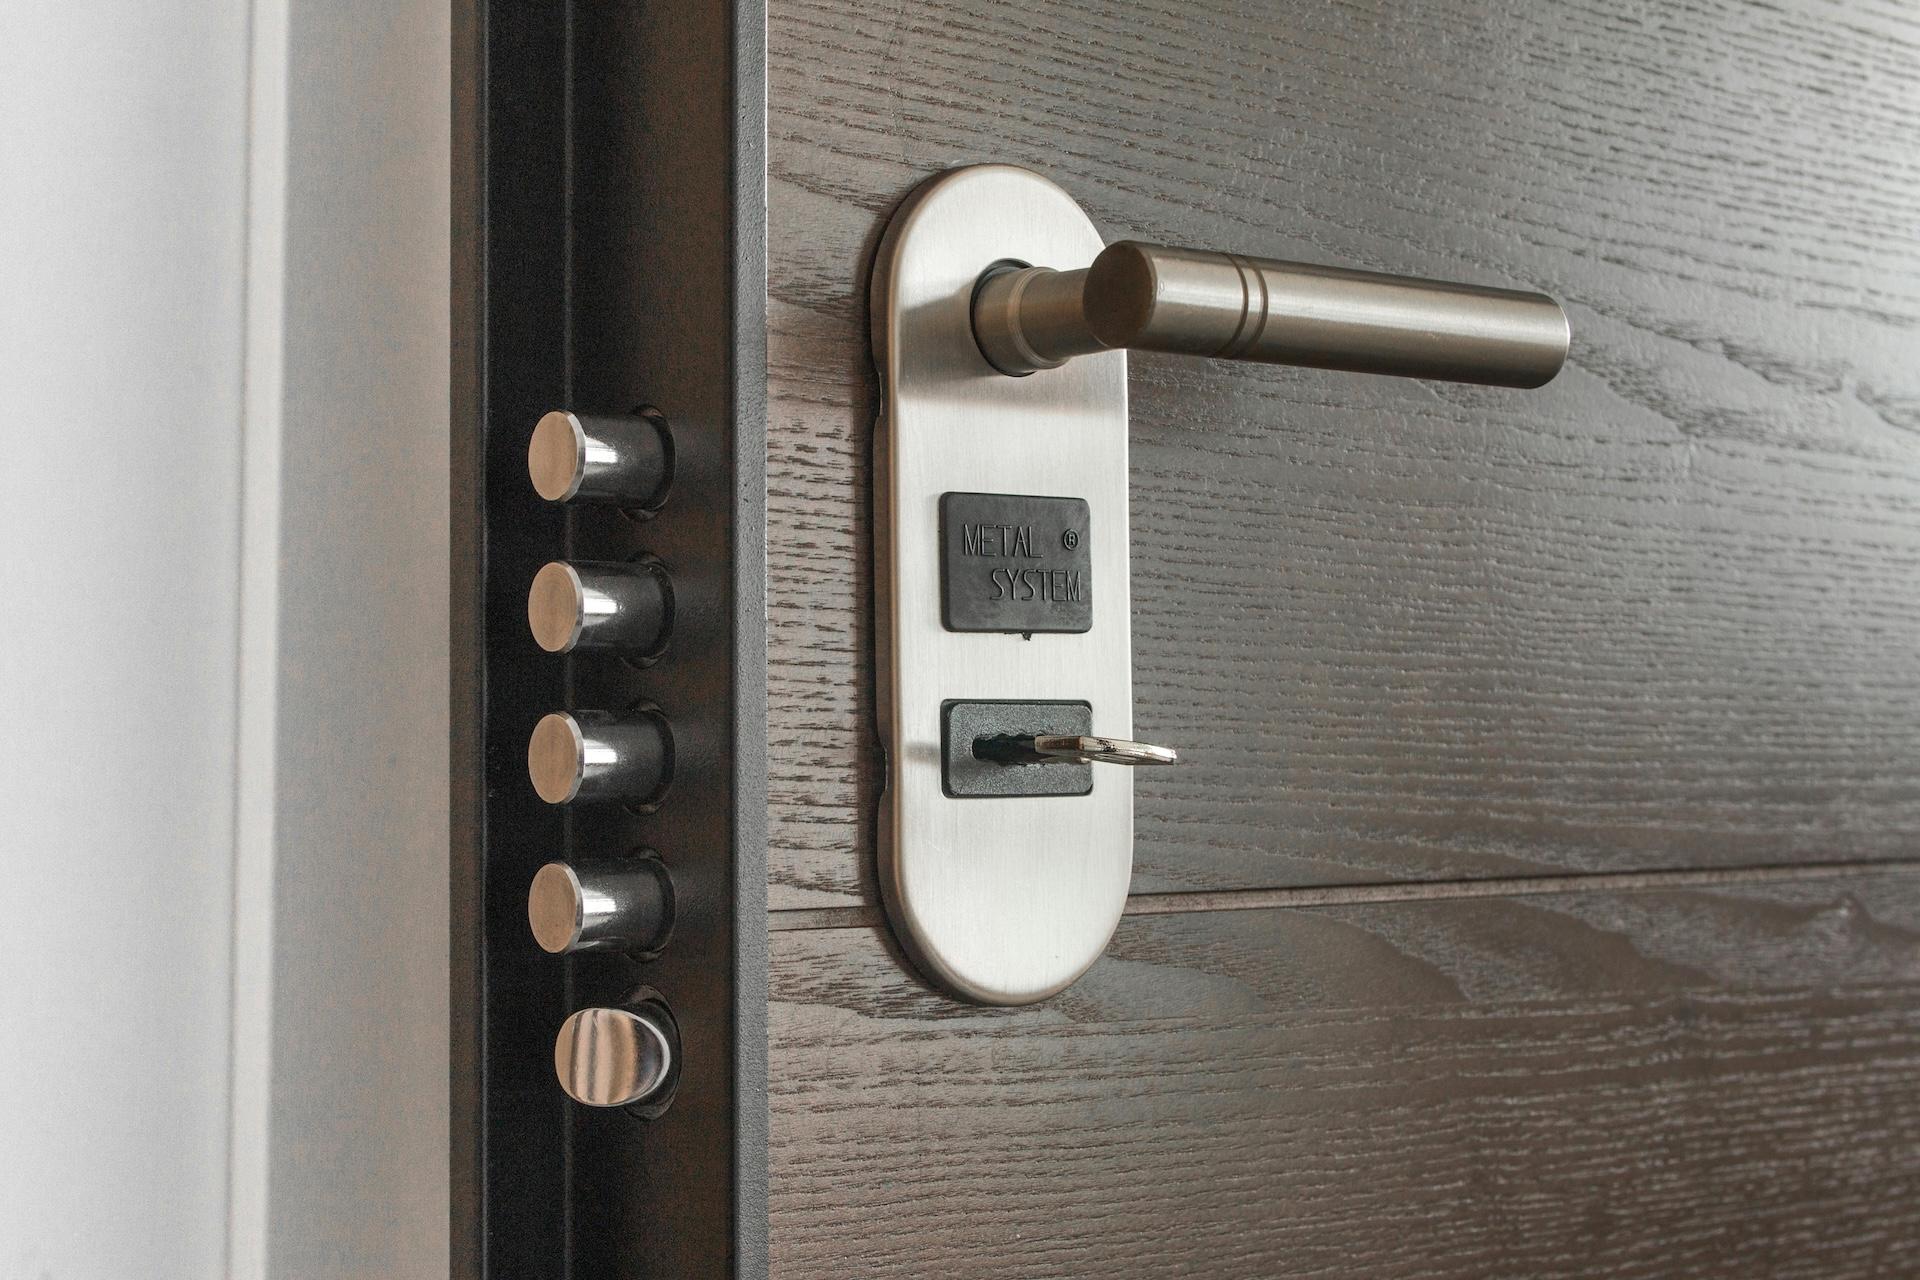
[455, 1, 1920, 1275]
[761, 1, 1920, 1275]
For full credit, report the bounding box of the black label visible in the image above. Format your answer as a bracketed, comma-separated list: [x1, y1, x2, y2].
[939, 491, 1092, 633]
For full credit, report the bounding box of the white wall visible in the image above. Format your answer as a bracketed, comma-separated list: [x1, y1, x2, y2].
[0, 1, 447, 1274]
[232, 1, 450, 1273]
[0, 2, 250, 1274]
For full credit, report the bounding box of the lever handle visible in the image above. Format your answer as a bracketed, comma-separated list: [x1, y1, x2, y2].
[973, 240, 1569, 387]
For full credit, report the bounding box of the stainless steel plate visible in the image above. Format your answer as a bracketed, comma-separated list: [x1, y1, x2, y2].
[871, 165, 1132, 1004]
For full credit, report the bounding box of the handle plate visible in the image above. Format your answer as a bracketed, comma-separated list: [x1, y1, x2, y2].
[872, 165, 1134, 1005]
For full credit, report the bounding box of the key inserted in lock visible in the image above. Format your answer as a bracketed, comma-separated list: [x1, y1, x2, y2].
[944, 699, 1180, 799]
[979, 734, 1179, 768]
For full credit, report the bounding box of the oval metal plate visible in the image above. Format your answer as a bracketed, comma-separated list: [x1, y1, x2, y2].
[871, 165, 1132, 1004]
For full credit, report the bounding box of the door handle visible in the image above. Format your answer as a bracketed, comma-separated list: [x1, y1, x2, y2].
[973, 241, 1569, 387]
[870, 164, 1569, 1005]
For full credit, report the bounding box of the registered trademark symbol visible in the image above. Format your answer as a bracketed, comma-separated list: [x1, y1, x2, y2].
[1061, 529, 1080, 549]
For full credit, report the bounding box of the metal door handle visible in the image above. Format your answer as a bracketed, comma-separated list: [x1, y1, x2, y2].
[872, 165, 1567, 1004]
[972, 240, 1569, 387]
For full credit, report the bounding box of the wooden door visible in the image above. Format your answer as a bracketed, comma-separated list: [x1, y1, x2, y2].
[762, 1, 1920, 1274]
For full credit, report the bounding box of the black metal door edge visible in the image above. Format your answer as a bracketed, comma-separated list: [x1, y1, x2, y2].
[452, 2, 769, 1276]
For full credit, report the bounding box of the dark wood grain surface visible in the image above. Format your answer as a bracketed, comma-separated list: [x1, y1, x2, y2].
[763, 0, 1920, 908]
[770, 872, 1920, 1277]
[762, 2, 1920, 1274]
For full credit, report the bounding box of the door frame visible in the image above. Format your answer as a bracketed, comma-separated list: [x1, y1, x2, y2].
[451, 2, 769, 1274]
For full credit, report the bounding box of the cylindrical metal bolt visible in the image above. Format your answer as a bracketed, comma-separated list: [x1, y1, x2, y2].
[528, 856, 673, 955]
[527, 559, 672, 656]
[526, 709, 672, 805]
[527, 408, 672, 508]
